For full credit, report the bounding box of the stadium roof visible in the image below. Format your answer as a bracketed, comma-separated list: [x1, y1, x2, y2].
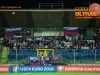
[0, 9, 100, 28]
[0, 0, 100, 9]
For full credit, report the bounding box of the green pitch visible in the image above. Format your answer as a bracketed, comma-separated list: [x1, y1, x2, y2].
[0, 73, 100, 75]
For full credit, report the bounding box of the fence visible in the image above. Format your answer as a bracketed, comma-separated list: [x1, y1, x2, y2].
[0, 48, 100, 65]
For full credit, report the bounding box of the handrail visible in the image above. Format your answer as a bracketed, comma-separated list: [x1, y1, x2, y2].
[0, 9, 74, 11]
[39, 3, 64, 4]
[62, 57, 71, 65]
[39, 3, 64, 9]
[19, 57, 29, 64]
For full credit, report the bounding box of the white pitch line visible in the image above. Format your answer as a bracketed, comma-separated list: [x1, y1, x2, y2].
[23, 73, 32, 75]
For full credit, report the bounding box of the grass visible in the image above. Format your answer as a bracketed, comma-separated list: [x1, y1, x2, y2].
[0, 73, 100, 75]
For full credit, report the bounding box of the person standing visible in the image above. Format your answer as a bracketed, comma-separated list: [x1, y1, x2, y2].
[40, 54, 45, 65]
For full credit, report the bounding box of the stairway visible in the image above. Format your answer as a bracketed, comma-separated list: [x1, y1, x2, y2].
[0, 47, 10, 64]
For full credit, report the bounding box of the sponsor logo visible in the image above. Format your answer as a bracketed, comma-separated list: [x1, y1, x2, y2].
[13, 66, 18, 72]
[0, 66, 9, 72]
[57, 66, 64, 72]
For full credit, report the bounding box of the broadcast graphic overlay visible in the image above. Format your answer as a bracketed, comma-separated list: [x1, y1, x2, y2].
[75, 3, 100, 19]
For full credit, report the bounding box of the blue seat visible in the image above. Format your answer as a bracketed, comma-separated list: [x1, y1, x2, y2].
[96, 49, 100, 59]
[8, 49, 100, 61]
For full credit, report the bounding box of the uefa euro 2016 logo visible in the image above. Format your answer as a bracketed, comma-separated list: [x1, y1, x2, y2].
[13, 66, 18, 72]
[58, 66, 64, 72]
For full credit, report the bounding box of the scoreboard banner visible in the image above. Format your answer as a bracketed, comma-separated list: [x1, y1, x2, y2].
[9, 66, 57, 72]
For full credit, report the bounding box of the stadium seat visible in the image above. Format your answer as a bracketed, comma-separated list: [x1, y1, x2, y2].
[8, 49, 37, 62]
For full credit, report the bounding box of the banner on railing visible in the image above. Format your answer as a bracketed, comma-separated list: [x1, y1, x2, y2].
[30, 57, 40, 66]
[9, 66, 57, 72]
[51, 56, 61, 60]
[30, 57, 40, 62]
[57, 66, 100, 72]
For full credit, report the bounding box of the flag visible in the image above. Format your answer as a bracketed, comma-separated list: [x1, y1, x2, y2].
[30, 57, 40, 63]
[30, 57, 40, 66]
[14, 35, 22, 40]
[64, 27, 78, 35]
[6, 28, 21, 36]
[44, 57, 49, 64]
[51, 56, 61, 60]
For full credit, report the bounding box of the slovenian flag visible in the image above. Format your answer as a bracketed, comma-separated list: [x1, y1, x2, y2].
[51, 56, 61, 60]
[14, 36, 22, 40]
[30, 57, 40, 63]
[64, 27, 79, 35]
[6, 28, 21, 36]
[30, 57, 40, 66]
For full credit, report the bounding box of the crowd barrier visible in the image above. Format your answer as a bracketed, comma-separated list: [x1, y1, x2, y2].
[0, 65, 100, 73]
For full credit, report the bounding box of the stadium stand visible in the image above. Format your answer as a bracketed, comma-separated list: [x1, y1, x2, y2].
[0, 32, 100, 65]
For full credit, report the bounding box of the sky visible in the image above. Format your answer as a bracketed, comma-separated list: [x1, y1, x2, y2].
[0, 0, 100, 9]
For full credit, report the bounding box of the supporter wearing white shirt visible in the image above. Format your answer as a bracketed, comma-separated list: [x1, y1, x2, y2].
[86, 46, 89, 49]
[26, 38, 32, 41]
[45, 45, 48, 48]
[75, 35, 78, 40]
[84, 46, 86, 49]
[13, 42, 17, 50]
[17, 42, 20, 46]
[0, 37, 3, 41]
[69, 37, 72, 42]
[81, 46, 84, 49]
[14, 43, 17, 47]
[39, 37, 42, 41]
[43, 38, 44, 41]
[39, 42, 42, 48]
[20, 42, 22, 46]
[36, 37, 39, 40]
[66, 42, 70, 49]
[23, 41, 25, 45]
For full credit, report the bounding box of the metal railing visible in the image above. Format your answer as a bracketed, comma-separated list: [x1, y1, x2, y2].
[62, 57, 71, 65]
[39, 3, 64, 9]
[0, 49, 100, 65]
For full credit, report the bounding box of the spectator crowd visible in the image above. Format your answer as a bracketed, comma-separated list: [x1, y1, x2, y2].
[0, 33, 100, 50]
